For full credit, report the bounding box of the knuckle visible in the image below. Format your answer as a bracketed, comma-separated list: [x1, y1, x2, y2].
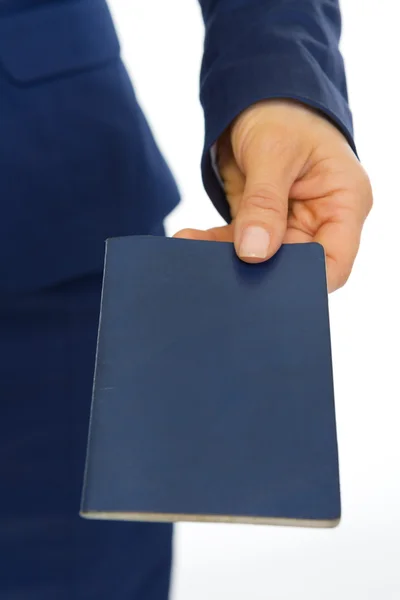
[328, 260, 352, 293]
[336, 269, 352, 291]
[354, 165, 373, 214]
[260, 130, 305, 166]
[238, 124, 305, 173]
[362, 174, 374, 213]
[243, 185, 286, 216]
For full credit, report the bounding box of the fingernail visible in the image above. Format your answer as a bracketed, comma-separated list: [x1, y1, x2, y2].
[239, 226, 270, 259]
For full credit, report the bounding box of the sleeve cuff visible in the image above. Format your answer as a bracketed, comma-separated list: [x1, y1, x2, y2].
[201, 49, 356, 223]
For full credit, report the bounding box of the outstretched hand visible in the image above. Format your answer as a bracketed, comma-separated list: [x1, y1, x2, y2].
[174, 100, 372, 292]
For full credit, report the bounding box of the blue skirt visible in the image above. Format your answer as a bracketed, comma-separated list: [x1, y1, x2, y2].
[0, 250, 173, 598]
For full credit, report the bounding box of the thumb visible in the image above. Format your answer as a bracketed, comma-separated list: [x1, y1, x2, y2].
[233, 136, 304, 263]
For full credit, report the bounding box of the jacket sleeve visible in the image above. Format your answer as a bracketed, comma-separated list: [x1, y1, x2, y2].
[198, 0, 354, 222]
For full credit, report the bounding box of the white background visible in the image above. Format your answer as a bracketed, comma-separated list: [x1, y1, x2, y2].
[108, 2, 400, 598]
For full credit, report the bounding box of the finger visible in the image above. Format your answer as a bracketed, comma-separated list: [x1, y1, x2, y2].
[173, 224, 234, 243]
[314, 217, 362, 292]
[283, 227, 312, 244]
[234, 135, 306, 263]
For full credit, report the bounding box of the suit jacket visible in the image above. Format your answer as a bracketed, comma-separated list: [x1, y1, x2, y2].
[0, 0, 353, 292]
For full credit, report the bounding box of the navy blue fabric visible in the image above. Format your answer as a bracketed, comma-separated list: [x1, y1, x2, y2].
[0, 228, 173, 600]
[0, 0, 353, 287]
[0, 0, 351, 597]
[199, 0, 354, 221]
[0, 0, 180, 292]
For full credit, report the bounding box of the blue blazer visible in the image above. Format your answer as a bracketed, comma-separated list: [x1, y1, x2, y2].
[0, 0, 354, 292]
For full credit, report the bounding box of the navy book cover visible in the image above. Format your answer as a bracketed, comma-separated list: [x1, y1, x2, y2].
[80, 236, 340, 527]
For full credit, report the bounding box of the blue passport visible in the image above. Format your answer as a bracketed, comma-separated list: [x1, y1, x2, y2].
[80, 236, 340, 527]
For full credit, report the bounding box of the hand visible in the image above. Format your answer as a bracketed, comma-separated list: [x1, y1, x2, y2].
[174, 100, 372, 292]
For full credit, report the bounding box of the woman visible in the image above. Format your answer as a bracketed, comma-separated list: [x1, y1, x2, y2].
[0, 0, 371, 598]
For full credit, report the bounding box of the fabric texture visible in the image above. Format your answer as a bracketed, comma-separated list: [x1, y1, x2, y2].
[0, 227, 173, 600]
[198, 0, 355, 221]
[0, 0, 180, 292]
[0, 1, 353, 597]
